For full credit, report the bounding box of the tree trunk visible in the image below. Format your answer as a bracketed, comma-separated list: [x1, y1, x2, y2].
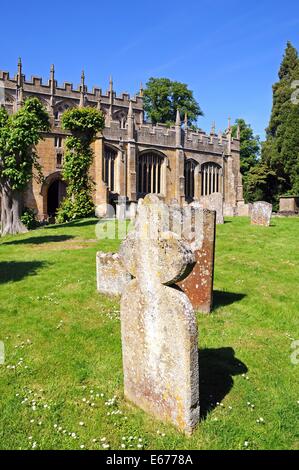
[1, 184, 28, 236]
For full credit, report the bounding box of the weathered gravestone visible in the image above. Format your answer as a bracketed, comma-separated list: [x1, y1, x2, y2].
[174, 203, 216, 313]
[237, 202, 252, 217]
[116, 196, 127, 220]
[279, 196, 299, 214]
[201, 192, 224, 224]
[168, 201, 216, 313]
[96, 200, 216, 313]
[96, 252, 131, 296]
[251, 201, 272, 227]
[119, 194, 200, 434]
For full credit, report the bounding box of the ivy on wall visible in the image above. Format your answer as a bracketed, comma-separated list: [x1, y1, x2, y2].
[56, 107, 105, 223]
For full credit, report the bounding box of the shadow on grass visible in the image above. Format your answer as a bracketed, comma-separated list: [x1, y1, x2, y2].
[0, 261, 47, 284]
[47, 219, 99, 230]
[1, 235, 75, 246]
[213, 290, 246, 310]
[199, 347, 248, 420]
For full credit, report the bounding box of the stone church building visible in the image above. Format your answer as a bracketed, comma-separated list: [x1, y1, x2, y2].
[0, 60, 245, 219]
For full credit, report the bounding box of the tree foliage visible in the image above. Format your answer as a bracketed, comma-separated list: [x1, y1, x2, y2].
[231, 118, 260, 203]
[0, 97, 50, 235]
[246, 163, 281, 205]
[232, 118, 260, 174]
[21, 207, 40, 230]
[143, 77, 203, 125]
[240, 42, 299, 209]
[280, 102, 299, 194]
[0, 98, 49, 191]
[260, 41, 299, 203]
[56, 107, 105, 223]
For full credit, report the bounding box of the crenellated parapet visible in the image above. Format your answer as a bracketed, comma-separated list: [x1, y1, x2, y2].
[0, 60, 240, 159]
[103, 118, 240, 157]
[0, 69, 143, 105]
[0, 61, 144, 125]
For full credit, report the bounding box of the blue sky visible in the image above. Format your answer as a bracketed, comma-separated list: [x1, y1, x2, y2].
[1, 0, 299, 138]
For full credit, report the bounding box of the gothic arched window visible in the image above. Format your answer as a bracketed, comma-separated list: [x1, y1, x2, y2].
[201, 162, 222, 196]
[113, 111, 126, 128]
[184, 159, 197, 202]
[137, 152, 164, 197]
[103, 146, 117, 191]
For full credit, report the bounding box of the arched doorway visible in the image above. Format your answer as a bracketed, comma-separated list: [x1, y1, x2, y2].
[103, 145, 119, 211]
[47, 179, 67, 217]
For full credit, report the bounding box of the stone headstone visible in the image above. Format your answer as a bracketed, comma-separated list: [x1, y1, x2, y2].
[116, 196, 127, 220]
[251, 201, 272, 227]
[201, 192, 224, 224]
[96, 252, 131, 296]
[223, 204, 237, 217]
[96, 199, 216, 314]
[119, 194, 200, 434]
[176, 204, 216, 313]
[129, 202, 137, 220]
[279, 196, 299, 214]
[237, 203, 252, 217]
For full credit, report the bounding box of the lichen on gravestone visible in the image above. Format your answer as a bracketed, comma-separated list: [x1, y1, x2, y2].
[251, 201, 272, 227]
[119, 194, 200, 434]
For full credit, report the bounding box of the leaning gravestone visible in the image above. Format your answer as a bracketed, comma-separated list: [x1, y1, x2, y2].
[96, 252, 131, 296]
[119, 194, 200, 434]
[201, 192, 224, 224]
[251, 201, 272, 227]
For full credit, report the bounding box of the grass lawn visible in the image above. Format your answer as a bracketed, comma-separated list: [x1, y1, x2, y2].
[0, 216, 298, 450]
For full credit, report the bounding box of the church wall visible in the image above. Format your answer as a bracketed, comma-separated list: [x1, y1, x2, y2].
[1, 62, 244, 220]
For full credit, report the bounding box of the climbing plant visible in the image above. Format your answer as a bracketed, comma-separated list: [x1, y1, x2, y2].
[56, 107, 105, 223]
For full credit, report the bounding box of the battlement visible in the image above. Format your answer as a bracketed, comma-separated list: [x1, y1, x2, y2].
[103, 119, 239, 154]
[0, 65, 144, 108]
[0, 61, 239, 155]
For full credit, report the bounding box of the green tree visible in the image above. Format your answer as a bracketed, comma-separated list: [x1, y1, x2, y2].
[231, 118, 260, 203]
[246, 163, 281, 208]
[0, 98, 50, 235]
[56, 107, 105, 223]
[143, 77, 203, 125]
[261, 41, 299, 200]
[232, 118, 260, 174]
[280, 102, 299, 194]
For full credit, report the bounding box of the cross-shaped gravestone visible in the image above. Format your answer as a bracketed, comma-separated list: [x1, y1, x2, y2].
[119, 194, 200, 434]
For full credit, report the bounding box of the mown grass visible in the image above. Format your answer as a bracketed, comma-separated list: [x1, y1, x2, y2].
[0, 216, 298, 450]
